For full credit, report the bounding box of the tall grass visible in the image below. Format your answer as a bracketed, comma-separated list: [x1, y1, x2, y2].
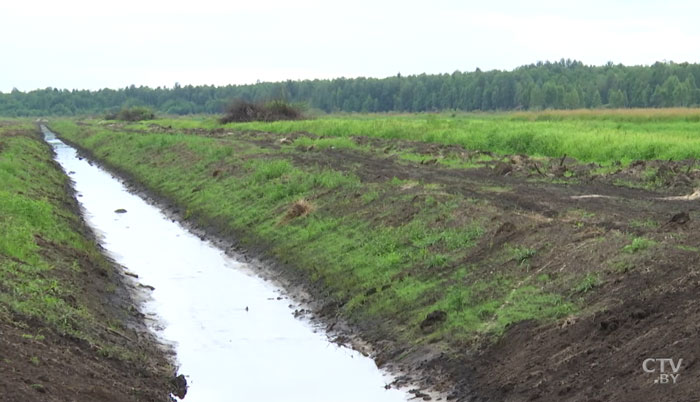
[216, 110, 700, 163]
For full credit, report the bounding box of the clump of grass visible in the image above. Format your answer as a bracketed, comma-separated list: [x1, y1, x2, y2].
[21, 334, 45, 341]
[280, 199, 313, 224]
[361, 190, 380, 203]
[426, 254, 449, 269]
[509, 245, 537, 266]
[250, 159, 292, 182]
[481, 185, 511, 193]
[611, 259, 634, 274]
[293, 136, 357, 150]
[573, 273, 601, 293]
[676, 244, 700, 252]
[629, 219, 659, 229]
[622, 237, 656, 253]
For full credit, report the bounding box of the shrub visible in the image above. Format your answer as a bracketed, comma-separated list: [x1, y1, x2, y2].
[219, 99, 303, 123]
[105, 106, 155, 122]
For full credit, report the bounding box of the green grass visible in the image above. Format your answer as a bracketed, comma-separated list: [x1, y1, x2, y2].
[480, 185, 511, 193]
[397, 152, 485, 169]
[676, 244, 700, 252]
[292, 136, 358, 150]
[221, 112, 700, 163]
[0, 127, 95, 335]
[573, 273, 602, 293]
[622, 237, 656, 253]
[509, 245, 537, 267]
[85, 109, 700, 164]
[629, 219, 659, 229]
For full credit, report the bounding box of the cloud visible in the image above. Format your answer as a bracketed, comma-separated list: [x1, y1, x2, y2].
[2, 0, 700, 92]
[0, 0, 325, 17]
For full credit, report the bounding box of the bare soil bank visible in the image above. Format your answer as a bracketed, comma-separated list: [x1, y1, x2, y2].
[0, 125, 180, 402]
[53, 121, 700, 402]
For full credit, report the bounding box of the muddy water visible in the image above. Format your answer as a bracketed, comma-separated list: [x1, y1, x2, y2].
[43, 127, 410, 402]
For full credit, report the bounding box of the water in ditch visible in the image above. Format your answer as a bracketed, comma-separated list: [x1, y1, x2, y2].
[43, 127, 410, 402]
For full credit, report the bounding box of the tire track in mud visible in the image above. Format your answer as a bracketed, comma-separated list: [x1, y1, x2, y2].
[282, 145, 696, 227]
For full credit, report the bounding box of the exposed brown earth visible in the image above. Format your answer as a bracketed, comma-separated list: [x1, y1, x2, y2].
[0, 319, 180, 402]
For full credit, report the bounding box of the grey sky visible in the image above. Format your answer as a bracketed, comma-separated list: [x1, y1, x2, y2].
[1, 0, 699, 92]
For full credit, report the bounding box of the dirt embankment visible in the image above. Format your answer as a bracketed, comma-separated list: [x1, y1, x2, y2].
[0, 124, 182, 401]
[54, 120, 700, 402]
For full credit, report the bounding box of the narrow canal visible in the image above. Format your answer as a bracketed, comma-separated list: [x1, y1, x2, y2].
[43, 127, 410, 402]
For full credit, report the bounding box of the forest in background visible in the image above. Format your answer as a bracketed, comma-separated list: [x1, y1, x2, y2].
[3, 59, 700, 116]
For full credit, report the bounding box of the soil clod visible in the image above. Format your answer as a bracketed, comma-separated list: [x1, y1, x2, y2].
[171, 374, 188, 399]
[669, 211, 690, 225]
[420, 310, 447, 333]
[280, 199, 313, 224]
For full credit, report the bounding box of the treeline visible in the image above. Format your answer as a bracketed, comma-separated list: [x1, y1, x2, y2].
[3, 59, 700, 116]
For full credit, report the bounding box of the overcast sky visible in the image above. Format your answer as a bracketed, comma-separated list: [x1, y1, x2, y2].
[1, 0, 699, 92]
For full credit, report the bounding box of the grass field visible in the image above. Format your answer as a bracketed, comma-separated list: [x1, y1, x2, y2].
[123, 108, 700, 164]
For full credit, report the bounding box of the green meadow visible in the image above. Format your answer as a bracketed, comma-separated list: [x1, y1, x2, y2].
[124, 108, 700, 164]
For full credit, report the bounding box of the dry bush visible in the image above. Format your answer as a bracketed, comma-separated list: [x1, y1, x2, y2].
[105, 106, 155, 122]
[219, 99, 302, 123]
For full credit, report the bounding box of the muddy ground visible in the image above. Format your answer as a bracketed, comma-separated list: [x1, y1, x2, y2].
[0, 127, 181, 402]
[63, 122, 700, 402]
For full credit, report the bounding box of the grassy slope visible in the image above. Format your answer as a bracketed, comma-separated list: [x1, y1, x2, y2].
[51, 119, 585, 350]
[1, 122, 101, 334]
[0, 121, 174, 400]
